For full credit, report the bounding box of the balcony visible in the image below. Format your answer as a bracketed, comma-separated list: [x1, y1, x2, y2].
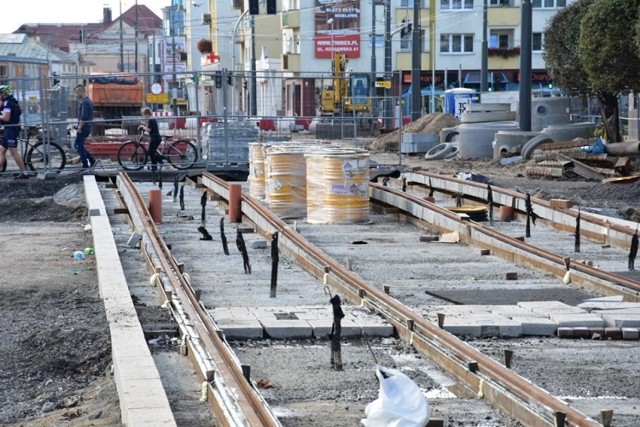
[488, 5, 519, 26]
[282, 53, 301, 72]
[488, 51, 520, 70]
[282, 10, 300, 29]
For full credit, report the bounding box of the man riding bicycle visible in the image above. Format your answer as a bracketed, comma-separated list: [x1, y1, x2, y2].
[0, 85, 30, 179]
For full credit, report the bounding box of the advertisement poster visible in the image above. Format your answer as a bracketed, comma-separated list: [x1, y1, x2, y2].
[315, 0, 361, 59]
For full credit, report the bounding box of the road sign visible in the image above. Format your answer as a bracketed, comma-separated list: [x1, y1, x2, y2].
[146, 93, 169, 104]
[375, 81, 391, 88]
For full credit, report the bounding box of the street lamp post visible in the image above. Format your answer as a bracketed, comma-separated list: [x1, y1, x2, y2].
[231, 9, 250, 116]
[327, 18, 334, 55]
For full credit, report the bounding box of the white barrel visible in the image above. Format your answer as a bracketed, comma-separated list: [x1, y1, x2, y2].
[248, 143, 266, 199]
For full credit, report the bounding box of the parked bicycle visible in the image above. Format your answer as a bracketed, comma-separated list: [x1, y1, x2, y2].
[117, 131, 198, 171]
[0, 125, 67, 173]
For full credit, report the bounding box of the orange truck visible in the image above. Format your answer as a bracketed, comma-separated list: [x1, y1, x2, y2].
[87, 75, 143, 120]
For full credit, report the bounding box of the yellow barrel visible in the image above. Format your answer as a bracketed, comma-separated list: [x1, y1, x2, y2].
[265, 146, 310, 218]
[305, 149, 370, 224]
[248, 143, 266, 199]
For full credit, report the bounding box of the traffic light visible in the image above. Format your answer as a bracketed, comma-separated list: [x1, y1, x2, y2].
[215, 72, 222, 89]
[266, 0, 276, 14]
[400, 20, 412, 38]
[227, 71, 233, 86]
[249, 0, 259, 15]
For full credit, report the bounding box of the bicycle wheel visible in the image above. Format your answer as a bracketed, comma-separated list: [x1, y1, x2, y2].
[26, 141, 66, 173]
[118, 141, 148, 171]
[165, 140, 198, 170]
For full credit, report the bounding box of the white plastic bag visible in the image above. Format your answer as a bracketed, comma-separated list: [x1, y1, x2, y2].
[361, 365, 430, 427]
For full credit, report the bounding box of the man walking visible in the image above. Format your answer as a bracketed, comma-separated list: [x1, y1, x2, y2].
[0, 85, 29, 179]
[74, 84, 95, 169]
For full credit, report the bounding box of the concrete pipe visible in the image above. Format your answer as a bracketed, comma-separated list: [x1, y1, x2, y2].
[493, 131, 540, 159]
[457, 122, 519, 159]
[541, 122, 596, 142]
[603, 141, 640, 156]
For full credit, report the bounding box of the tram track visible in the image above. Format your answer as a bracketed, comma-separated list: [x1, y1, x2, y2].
[196, 171, 602, 426]
[105, 169, 640, 426]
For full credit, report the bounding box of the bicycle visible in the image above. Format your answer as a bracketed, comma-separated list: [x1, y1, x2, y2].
[117, 131, 198, 171]
[0, 125, 66, 174]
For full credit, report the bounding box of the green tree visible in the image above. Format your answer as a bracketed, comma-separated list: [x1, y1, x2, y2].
[580, 0, 640, 142]
[543, 0, 593, 97]
[544, 0, 640, 142]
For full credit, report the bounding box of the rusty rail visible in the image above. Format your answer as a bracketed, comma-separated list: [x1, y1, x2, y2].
[116, 173, 281, 427]
[200, 172, 601, 427]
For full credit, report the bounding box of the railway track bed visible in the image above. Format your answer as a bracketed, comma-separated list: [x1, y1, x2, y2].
[96, 171, 640, 426]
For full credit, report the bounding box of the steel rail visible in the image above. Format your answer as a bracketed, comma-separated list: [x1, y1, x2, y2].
[374, 179, 640, 299]
[407, 170, 637, 251]
[200, 172, 601, 427]
[116, 173, 281, 427]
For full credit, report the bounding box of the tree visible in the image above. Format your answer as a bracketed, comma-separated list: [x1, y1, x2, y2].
[543, 0, 593, 97]
[544, 0, 640, 142]
[580, 0, 640, 142]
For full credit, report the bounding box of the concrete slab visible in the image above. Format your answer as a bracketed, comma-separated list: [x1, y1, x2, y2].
[622, 328, 640, 340]
[443, 314, 522, 337]
[600, 313, 640, 328]
[510, 316, 557, 336]
[490, 306, 545, 318]
[580, 295, 625, 303]
[217, 320, 265, 339]
[548, 312, 604, 328]
[258, 317, 313, 339]
[518, 301, 586, 315]
[306, 317, 362, 338]
[578, 301, 640, 312]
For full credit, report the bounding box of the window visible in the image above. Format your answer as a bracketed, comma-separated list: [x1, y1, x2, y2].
[489, 0, 510, 6]
[489, 29, 514, 48]
[441, 0, 474, 11]
[440, 34, 473, 53]
[532, 0, 566, 8]
[401, 0, 416, 6]
[532, 32, 543, 51]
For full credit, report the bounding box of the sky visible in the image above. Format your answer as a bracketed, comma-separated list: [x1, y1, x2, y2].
[10, 0, 169, 31]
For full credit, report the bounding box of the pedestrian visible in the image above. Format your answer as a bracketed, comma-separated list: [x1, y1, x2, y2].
[0, 85, 30, 179]
[74, 84, 95, 170]
[139, 107, 162, 171]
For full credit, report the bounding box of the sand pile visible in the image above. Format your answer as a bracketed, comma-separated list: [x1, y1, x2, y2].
[368, 113, 461, 152]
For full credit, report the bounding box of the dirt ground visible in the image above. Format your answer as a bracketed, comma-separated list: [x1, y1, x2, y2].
[0, 143, 639, 426]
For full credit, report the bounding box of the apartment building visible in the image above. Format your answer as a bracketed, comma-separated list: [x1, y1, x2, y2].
[188, 0, 566, 116]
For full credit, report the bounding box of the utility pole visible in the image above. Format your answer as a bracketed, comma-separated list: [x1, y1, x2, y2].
[119, 0, 124, 72]
[519, 0, 532, 131]
[134, 0, 139, 73]
[371, 1, 377, 118]
[410, 0, 421, 121]
[383, 0, 391, 130]
[250, 16, 257, 116]
[480, 0, 488, 92]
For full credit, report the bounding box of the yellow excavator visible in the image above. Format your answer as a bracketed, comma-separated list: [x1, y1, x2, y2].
[320, 52, 372, 115]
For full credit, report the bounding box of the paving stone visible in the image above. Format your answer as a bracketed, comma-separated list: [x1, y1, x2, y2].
[556, 327, 574, 339]
[510, 316, 556, 336]
[600, 313, 640, 328]
[622, 328, 640, 340]
[548, 312, 604, 328]
[518, 300, 586, 315]
[443, 314, 522, 338]
[605, 327, 623, 340]
[573, 327, 591, 339]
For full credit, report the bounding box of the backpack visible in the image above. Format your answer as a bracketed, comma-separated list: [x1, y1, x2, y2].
[6, 96, 21, 125]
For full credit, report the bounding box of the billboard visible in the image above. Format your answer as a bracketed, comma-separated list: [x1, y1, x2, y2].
[315, 0, 361, 59]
